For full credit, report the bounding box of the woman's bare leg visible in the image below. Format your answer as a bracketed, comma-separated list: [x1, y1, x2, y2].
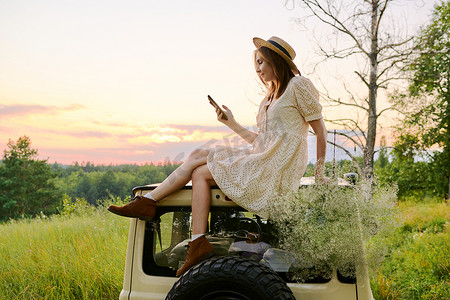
[190, 164, 216, 235]
[175, 164, 216, 276]
[108, 148, 213, 223]
[150, 148, 211, 202]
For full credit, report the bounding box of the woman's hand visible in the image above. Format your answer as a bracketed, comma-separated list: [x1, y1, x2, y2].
[215, 105, 258, 144]
[315, 175, 331, 185]
[314, 157, 328, 184]
[216, 105, 235, 126]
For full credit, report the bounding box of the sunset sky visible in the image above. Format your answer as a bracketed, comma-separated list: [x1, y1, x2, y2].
[0, 0, 437, 165]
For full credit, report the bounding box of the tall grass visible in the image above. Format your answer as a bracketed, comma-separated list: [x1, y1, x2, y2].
[370, 201, 450, 300]
[0, 199, 129, 299]
[1, 197, 448, 299]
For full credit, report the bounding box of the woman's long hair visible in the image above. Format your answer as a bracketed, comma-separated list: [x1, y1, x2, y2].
[254, 47, 296, 99]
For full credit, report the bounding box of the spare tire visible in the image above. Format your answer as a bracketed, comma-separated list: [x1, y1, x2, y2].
[166, 256, 295, 300]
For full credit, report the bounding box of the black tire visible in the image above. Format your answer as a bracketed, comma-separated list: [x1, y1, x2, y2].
[166, 256, 296, 300]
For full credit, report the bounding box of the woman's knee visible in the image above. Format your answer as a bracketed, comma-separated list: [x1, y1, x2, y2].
[186, 148, 210, 166]
[192, 165, 214, 183]
[188, 148, 210, 159]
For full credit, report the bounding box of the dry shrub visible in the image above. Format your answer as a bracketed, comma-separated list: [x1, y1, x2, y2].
[268, 180, 398, 282]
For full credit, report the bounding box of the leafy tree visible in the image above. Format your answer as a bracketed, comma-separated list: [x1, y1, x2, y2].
[376, 152, 437, 199]
[304, 158, 363, 179]
[75, 173, 97, 204]
[0, 136, 62, 220]
[52, 161, 180, 205]
[393, 1, 450, 198]
[374, 137, 389, 170]
[97, 170, 117, 200]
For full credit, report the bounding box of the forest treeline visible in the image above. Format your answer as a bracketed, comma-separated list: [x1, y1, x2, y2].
[51, 161, 180, 205]
[0, 136, 179, 220]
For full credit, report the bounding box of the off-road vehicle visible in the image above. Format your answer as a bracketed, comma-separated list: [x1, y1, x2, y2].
[118, 176, 373, 300]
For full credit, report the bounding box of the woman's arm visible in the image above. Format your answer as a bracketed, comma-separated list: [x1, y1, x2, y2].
[216, 105, 258, 144]
[228, 121, 258, 144]
[309, 118, 327, 181]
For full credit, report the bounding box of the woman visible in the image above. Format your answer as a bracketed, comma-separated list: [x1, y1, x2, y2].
[108, 36, 327, 276]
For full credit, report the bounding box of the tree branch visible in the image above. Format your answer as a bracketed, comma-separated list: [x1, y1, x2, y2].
[375, 0, 390, 38]
[376, 106, 394, 118]
[377, 76, 409, 87]
[342, 80, 369, 107]
[316, 76, 369, 111]
[310, 126, 364, 174]
[317, 44, 364, 60]
[324, 96, 369, 111]
[378, 49, 415, 64]
[376, 57, 409, 80]
[355, 71, 370, 88]
[326, 139, 363, 175]
[379, 36, 414, 52]
[300, 0, 370, 56]
[334, 130, 365, 150]
[325, 118, 367, 145]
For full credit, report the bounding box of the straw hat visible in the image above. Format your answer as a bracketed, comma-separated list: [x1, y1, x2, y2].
[253, 36, 300, 75]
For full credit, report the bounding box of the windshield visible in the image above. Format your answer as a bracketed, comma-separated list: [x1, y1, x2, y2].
[141, 206, 346, 283]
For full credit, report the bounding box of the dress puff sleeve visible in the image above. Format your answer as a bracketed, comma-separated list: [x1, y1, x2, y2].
[292, 76, 323, 122]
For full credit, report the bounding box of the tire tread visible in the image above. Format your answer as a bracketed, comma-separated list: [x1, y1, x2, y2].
[166, 256, 295, 300]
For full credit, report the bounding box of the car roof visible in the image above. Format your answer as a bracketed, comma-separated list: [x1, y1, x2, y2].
[132, 177, 351, 208]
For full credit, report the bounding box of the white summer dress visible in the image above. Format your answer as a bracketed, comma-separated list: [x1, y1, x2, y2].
[206, 76, 323, 218]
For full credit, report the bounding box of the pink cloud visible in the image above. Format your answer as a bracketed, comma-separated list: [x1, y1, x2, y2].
[41, 140, 209, 165]
[40, 133, 360, 165]
[2, 119, 362, 165]
[56, 130, 113, 139]
[162, 124, 229, 132]
[0, 104, 85, 117]
[1, 123, 236, 164]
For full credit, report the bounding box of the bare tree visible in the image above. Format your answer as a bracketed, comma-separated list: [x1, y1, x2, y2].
[287, 0, 416, 179]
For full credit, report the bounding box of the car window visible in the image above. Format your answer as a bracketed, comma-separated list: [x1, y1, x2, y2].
[142, 207, 335, 283]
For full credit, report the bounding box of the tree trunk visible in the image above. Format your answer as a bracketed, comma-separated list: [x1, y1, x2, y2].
[364, 0, 379, 180]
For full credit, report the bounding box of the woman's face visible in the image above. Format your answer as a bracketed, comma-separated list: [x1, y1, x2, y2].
[255, 52, 276, 83]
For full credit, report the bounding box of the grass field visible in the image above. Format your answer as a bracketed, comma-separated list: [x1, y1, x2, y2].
[0, 198, 448, 299]
[370, 200, 450, 300]
[0, 200, 129, 299]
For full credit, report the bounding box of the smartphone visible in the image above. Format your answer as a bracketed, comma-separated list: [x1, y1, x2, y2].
[207, 95, 228, 120]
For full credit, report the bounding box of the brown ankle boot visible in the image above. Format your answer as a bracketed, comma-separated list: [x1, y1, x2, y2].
[107, 195, 157, 221]
[176, 235, 215, 276]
